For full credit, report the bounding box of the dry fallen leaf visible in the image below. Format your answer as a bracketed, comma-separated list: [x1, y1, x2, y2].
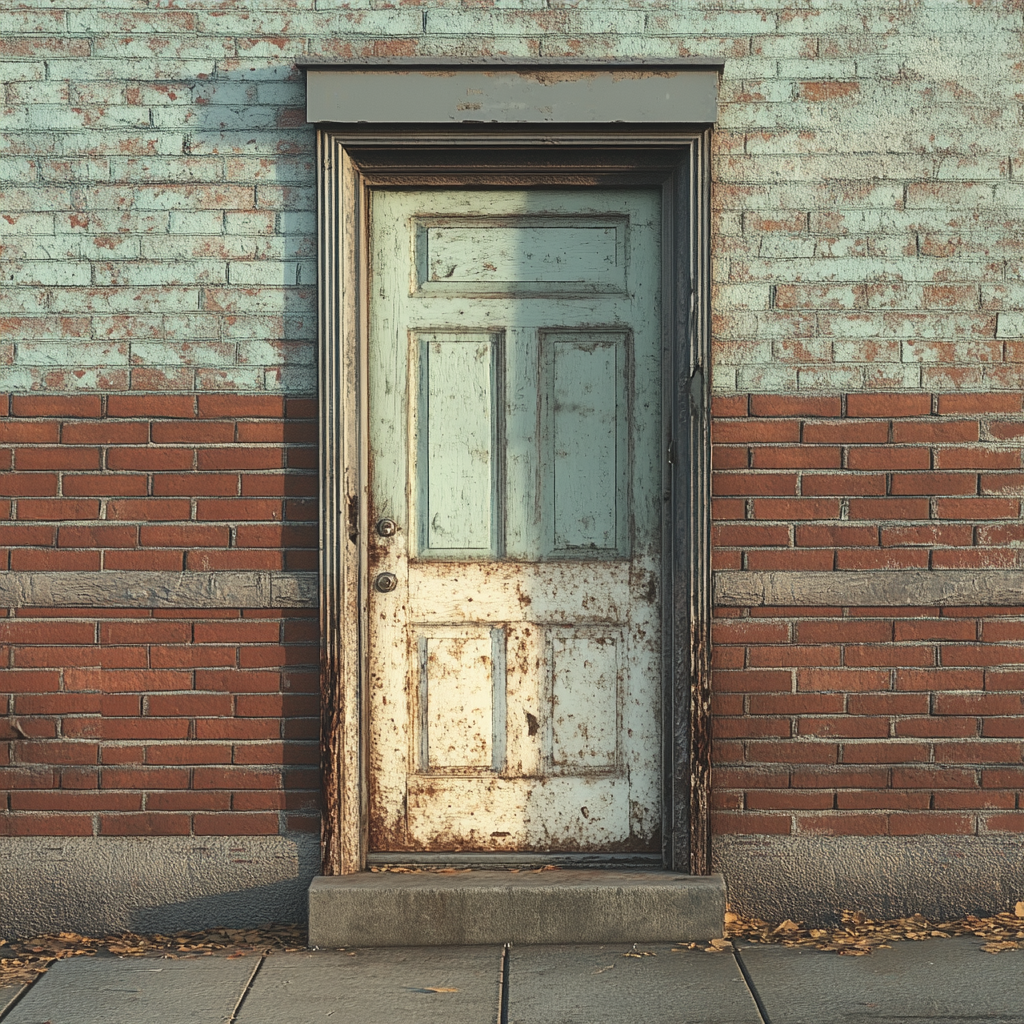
[0, 923, 308, 988]
[726, 909, 1024, 957]
[423, 987, 459, 993]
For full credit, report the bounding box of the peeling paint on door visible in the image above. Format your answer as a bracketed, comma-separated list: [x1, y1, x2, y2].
[368, 189, 662, 854]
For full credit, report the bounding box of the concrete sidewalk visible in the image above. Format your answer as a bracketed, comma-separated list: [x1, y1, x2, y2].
[1, 937, 1020, 1024]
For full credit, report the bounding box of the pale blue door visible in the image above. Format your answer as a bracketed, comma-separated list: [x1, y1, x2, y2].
[368, 189, 663, 853]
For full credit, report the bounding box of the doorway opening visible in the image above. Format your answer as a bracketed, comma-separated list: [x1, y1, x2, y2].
[314, 133, 712, 876]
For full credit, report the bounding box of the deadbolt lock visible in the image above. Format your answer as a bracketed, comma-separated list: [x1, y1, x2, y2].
[376, 518, 398, 537]
[374, 572, 398, 593]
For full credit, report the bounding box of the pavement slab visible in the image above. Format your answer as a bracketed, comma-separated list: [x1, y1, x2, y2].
[738, 936, 1024, 1024]
[1, 954, 258, 1024]
[506, 944, 763, 1024]
[234, 946, 503, 1024]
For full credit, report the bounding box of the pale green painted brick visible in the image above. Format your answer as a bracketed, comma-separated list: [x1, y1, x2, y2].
[424, 10, 645, 34]
[92, 261, 227, 287]
[716, 339, 773, 366]
[162, 314, 222, 341]
[91, 315, 165, 342]
[195, 9, 425, 37]
[68, 81, 127, 106]
[168, 211, 225, 234]
[7, 80, 71, 105]
[108, 157, 226, 184]
[183, 130, 311, 156]
[58, 287, 202, 314]
[195, 366, 265, 390]
[130, 341, 236, 366]
[795, 366, 867, 390]
[221, 315, 315, 342]
[228, 261, 302, 287]
[141, 237, 258, 260]
[5, 262, 91, 287]
[0, 157, 39, 181]
[224, 212, 276, 235]
[0, 366, 131, 391]
[981, 284, 1024, 309]
[39, 158, 112, 183]
[89, 36, 237, 61]
[4, 238, 83, 261]
[863, 364, 924, 390]
[736, 364, 799, 391]
[0, 61, 46, 82]
[833, 338, 902, 363]
[264, 365, 316, 393]
[14, 341, 129, 366]
[237, 339, 315, 366]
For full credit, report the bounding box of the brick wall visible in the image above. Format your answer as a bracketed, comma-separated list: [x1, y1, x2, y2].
[2, 2, 1023, 860]
[712, 606, 1024, 838]
[2, 3, 1022, 398]
[712, 394, 1024, 574]
[0, 394, 318, 837]
[2, 608, 320, 837]
[0, 395, 317, 574]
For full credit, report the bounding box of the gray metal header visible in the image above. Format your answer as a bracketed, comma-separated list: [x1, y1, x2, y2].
[304, 64, 719, 125]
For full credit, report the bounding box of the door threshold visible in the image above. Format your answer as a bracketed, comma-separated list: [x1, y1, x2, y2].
[365, 852, 663, 871]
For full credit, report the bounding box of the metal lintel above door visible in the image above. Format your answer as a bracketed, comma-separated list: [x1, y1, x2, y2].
[301, 59, 721, 127]
[308, 63, 715, 880]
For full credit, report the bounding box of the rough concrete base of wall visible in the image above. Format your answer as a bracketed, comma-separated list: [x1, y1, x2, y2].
[0, 833, 320, 939]
[714, 834, 1024, 925]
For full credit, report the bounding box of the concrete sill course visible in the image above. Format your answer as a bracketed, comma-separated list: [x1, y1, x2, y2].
[308, 869, 726, 947]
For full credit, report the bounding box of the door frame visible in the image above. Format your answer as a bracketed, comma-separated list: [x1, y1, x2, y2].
[315, 127, 713, 875]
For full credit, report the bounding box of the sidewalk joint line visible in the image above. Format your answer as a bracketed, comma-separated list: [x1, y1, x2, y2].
[733, 947, 772, 1024]
[497, 941, 511, 1024]
[227, 952, 267, 1023]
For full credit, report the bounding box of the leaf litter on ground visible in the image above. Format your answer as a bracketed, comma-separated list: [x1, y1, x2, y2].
[721, 901, 1024, 957]
[0, 923, 306, 988]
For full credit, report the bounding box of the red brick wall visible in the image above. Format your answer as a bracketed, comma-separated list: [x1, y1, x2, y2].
[712, 607, 1024, 837]
[0, 395, 317, 572]
[711, 393, 1024, 837]
[0, 393, 321, 838]
[712, 394, 1024, 572]
[4, 390, 1023, 840]
[2, 608, 320, 837]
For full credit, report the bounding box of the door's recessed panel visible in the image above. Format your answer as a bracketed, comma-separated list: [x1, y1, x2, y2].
[414, 216, 627, 296]
[543, 331, 628, 557]
[549, 630, 621, 771]
[417, 626, 506, 773]
[413, 332, 501, 558]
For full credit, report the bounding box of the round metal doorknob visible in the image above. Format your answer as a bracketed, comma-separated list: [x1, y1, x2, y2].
[377, 518, 398, 537]
[374, 572, 398, 593]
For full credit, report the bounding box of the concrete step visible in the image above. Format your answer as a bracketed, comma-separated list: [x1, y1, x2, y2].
[308, 869, 726, 947]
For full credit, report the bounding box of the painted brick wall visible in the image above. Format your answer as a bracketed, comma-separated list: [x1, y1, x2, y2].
[2, 2, 1022, 396]
[2, 2, 1023, 854]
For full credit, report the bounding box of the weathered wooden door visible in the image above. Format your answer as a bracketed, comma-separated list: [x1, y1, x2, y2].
[367, 189, 662, 854]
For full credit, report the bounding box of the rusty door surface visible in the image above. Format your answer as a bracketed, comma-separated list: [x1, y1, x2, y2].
[367, 188, 663, 854]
